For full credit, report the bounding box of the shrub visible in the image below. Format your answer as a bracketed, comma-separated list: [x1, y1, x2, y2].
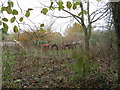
[2, 51, 15, 82]
[70, 49, 98, 81]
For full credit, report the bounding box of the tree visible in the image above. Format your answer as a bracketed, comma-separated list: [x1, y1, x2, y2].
[0, 0, 45, 39]
[41, 0, 109, 58]
[1, 0, 109, 59]
[18, 29, 48, 42]
[110, 1, 120, 83]
[64, 23, 84, 43]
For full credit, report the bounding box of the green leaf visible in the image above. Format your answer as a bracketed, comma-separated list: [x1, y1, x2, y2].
[10, 16, 16, 23]
[73, 2, 80, 10]
[96, 0, 102, 2]
[25, 11, 30, 17]
[12, 9, 18, 15]
[83, 10, 88, 15]
[41, 8, 48, 15]
[40, 24, 44, 27]
[73, 3, 77, 10]
[58, 1, 64, 6]
[19, 17, 23, 22]
[78, 12, 82, 16]
[3, 23, 8, 32]
[58, 1, 64, 10]
[14, 79, 22, 83]
[2, 18, 8, 22]
[1, 7, 6, 13]
[0, 21, 2, 25]
[67, 1, 72, 9]
[6, 6, 12, 14]
[75, 2, 80, 5]
[8, 1, 14, 7]
[40, 28, 44, 32]
[78, 10, 88, 16]
[13, 26, 18, 33]
[58, 6, 64, 11]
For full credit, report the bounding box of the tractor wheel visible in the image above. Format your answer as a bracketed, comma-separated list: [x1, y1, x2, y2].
[51, 44, 58, 50]
[65, 45, 70, 49]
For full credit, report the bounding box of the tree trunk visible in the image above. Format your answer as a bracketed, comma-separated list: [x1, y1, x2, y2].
[111, 1, 120, 83]
[80, 2, 90, 58]
[84, 28, 90, 58]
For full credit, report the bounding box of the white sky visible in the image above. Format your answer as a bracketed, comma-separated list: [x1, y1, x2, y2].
[0, 0, 109, 35]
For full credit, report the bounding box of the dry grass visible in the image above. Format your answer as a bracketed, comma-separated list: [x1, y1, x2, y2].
[2, 43, 120, 88]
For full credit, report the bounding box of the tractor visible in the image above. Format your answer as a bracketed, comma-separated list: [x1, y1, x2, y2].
[36, 40, 58, 50]
[36, 40, 81, 50]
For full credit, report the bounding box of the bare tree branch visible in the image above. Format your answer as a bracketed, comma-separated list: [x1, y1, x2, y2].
[62, 9, 82, 21]
[47, 14, 72, 18]
[0, 0, 7, 6]
[90, 4, 107, 17]
[79, 2, 86, 28]
[91, 8, 109, 23]
[16, 0, 23, 16]
[66, 18, 74, 29]
[47, 18, 57, 28]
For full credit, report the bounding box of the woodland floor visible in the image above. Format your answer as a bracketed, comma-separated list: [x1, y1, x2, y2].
[2, 47, 120, 89]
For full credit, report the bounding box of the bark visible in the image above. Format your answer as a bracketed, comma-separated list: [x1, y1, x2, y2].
[85, 30, 90, 58]
[111, 1, 120, 83]
[84, 28, 90, 57]
[80, 2, 90, 58]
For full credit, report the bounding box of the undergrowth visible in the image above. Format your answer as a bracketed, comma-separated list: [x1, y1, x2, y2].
[69, 49, 99, 81]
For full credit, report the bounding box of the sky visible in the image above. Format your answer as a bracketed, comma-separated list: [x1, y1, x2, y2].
[0, 0, 110, 35]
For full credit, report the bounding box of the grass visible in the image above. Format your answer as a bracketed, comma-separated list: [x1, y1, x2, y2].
[2, 46, 120, 88]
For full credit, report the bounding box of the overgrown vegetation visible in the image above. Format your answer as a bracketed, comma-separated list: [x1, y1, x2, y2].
[2, 30, 120, 88]
[1, 0, 120, 89]
[70, 49, 98, 81]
